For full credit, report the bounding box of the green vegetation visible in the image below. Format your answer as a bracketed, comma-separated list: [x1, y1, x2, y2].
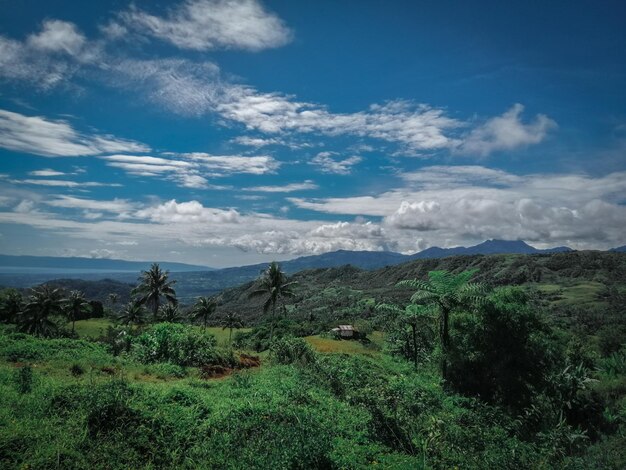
[0, 253, 625, 468]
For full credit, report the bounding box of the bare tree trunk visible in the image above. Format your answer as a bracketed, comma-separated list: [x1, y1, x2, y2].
[269, 301, 276, 345]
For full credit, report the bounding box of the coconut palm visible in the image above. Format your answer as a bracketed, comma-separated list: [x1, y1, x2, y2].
[397, 269, 487, 380]
[64, 290, 91, 334]
[161, 303, 183, 323]
[18, 285, 64, 337]
[108, 293, 119, 310]
[118, 300, 146, 327]
[221, 312, 244, 344]
[133, 263, 177, 321]
[249, 262, 297, 345]
[192, 296, 217, 331]
[0, 289, 23, 324]
[377, 302, 436, 370]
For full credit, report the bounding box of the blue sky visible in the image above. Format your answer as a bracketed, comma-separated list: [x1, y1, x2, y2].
[0, 0, 624, 267]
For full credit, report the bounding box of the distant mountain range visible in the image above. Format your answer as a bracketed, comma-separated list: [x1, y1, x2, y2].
[0, 255, 213, 273]
[0, 239, 572, 276]
[0, 239, 602, 300]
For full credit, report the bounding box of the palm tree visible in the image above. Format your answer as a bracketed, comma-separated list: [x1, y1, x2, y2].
[397, 269, 487, 380]
[249, 262, 297, 345]
[221, 312, 244, 344]
[18, 285, 64, 337]
[192, 296, 217, 331]
[161, 303, 183, 323]
[108, 293, 119, 310]
[118, 300, 146, 327]
[0, 289, 23, 323]
[377, 303, 436, 370]
[64, 290, 91, 334]
[132, 263, 177, 321]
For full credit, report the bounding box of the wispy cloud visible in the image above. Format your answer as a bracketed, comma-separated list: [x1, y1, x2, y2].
[9, 178, 121, 188]
[0, 108, 149, 157]
[458, 104, 557, 156]
[28, 169, 66, 177]
[310, 151, 362, 175]
[45, 195, 136, 213]
[101, 153, 280, 189]
[117, 0, 292, 51]
[244, 180, 318, 193]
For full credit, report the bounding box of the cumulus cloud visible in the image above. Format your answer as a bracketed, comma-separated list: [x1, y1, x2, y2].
[0, 108, 149, 157]
[118, 0, 292, 51]
[458, 104, 557, 156]
[291, 168, 626, 250]
[310, 151, 362, 175]
[135, 199, 242, 224]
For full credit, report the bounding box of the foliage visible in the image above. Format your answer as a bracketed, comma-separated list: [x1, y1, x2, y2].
[447, 287, 559, 411]
[17, 284, 65, 337]
[0, 288, 23, 323]
[270, 336, 317, 365]
[117, 300, 146, 326]
[131, 322, 235, 367]
[64, 290, 91, 334]
[14, 365, 34, 394]
[397, 269, 488, 379]
[132, 263, 177, 320]
[191, 296, 217, 330]
[249, 261, 297, 344]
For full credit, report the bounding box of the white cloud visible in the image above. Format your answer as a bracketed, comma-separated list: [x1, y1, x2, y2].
[458, 104, 557, 156]
[135, 199, 242, 224]
[0, 20, 100, 89]
[184, 153, 280, 174]
[290, 167, 626, 250]
[119, 0, 292, 51]
[101, 153, 279, 189]
[310, 151, 362, 175]
[0, 109, 149, 157]
[27, 20, 86, 56]
[29, 169, 66, 177]
[9, 178, 121, 188]
[244, 180, 318, 193]
[14, 200, 36, 214]
[45, 195, 136, 214]
[97, 56, 554, 157]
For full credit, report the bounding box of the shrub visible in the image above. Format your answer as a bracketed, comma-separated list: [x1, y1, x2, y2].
[270, 336, 317, 366]
[70, 363, 85, 377]
[132, 323, 235, 367]
[14, 365, 33, 394]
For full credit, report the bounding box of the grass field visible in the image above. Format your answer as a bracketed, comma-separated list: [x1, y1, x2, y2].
[304, 331, 384, 356]
[531, 281, 607, 307]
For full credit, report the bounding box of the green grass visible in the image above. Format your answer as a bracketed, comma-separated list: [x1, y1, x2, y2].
[304, 331, 384, 356]
[529, 281, 608, 307]
[73, 318, 113, 338]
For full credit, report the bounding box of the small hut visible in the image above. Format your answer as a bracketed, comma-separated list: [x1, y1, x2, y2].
[330, 324, 359, 339]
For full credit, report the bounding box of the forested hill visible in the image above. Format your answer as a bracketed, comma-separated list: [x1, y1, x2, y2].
[218, 251, 626, 322]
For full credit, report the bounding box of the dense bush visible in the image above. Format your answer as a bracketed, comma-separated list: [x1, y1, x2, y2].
[447, 287, 560, 412]
[131, 322, 235, 367]
[270, 336, 317, 365]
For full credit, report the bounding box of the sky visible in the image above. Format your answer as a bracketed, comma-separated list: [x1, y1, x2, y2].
[0, 0, 624, 268]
